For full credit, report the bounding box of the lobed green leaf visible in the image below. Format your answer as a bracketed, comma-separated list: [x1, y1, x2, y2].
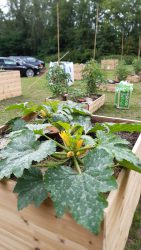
[44, 148, 117, 234]
[0, 129, 56, 179]
[14, 167, 48, 210]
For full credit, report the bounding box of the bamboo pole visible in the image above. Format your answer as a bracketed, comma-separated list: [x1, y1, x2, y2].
[121, 31, 124, 61]
[93, 3, 99, 60]
[57, 1, 60, 63]
[138, 35, 141, 59]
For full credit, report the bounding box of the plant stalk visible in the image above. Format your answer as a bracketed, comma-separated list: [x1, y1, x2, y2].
[43, 134, 68, 151]
[73, 156, 82, 174]
[78, 146, 94, 152]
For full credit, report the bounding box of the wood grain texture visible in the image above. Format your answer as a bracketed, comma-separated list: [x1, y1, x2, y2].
[104, 134, 141, 250]
[88, 95, 105, 113]
[74, 64, 84, 80]
[0, 71, 22, 100]
[127, 75, 141, 83]
[91, 115, 141, 124]
[99, 84, 116, 92]
[101, 60, 119, 70]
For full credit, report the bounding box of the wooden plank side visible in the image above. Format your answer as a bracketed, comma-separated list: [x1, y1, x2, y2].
[0, 71, 22, 101]
[101, 60, 119, 70]
[0, 182, 103, 250]
[103, 134, 141, 250]
[74, 64, 84, 80]
[91, 115, 141, 124]
[89, 95, 105, 113]
[99, 84, 116, 92]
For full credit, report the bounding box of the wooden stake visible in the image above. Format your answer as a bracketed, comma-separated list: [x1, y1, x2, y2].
[121, 31, 124, 62]
[138, 35, 141, 59]
[93, 3, 99, 60]
[57, 1, 60, 63]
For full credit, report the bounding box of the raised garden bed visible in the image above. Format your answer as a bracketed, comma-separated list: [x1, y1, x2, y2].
[101, 59, 119, 70]
[0, 71, 22, 101]
[99, 84, 116, 92]
[74, 63, 84, 80]
[46, 94, 105, 113]
[76, 94, 105, 113]
[127, 75, 141, 83]
[0, 115, 141, 250]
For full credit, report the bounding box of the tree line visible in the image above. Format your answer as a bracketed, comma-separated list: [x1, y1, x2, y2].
[0, 0, 140, 62]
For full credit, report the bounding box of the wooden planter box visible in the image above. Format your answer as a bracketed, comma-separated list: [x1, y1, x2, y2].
[99, 84, 116, 92]
[45, 94, 105, 114]
[127, 75, 141, 83]
[0, 115, 141, 250]
[84, 94, 105, 113]
[74, 63, 84, 80]
[101, 60, 119, 70]
[0, 71, 22, 101]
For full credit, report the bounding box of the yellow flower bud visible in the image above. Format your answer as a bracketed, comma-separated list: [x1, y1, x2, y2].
[76, 151, 81, 156]
[59, 131, 70, 147]
[67, 151, 74, 158]
[76, 139, 83, 149]
[40, 110, 47, 118]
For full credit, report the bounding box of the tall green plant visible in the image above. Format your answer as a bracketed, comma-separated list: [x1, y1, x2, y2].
[132, 58, 141, 75]
[82, 59, 105, 95]
[47, 65, 70, 97]
[115, 63, 130, 81]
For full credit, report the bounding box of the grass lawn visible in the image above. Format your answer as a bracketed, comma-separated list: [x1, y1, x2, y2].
[0, 69, 141, 249]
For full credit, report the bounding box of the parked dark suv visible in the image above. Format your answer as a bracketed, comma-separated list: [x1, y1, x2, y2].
[9, 56, 45, 69]
[0, 57, 40, 77]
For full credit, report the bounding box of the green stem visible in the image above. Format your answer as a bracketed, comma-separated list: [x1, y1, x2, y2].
[33, 163, 48, 168]
[78, 146, 94, 152]
[73, 156, 82, 174]
[77, 157, 83, 165]
[43, 134, 68, 151]
[53, 151, 67, 155]
[33, 159, 68, 168]
[52, 153, 67, 160]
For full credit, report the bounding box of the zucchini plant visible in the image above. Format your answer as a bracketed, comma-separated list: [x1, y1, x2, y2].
[0, 104, 141, 234]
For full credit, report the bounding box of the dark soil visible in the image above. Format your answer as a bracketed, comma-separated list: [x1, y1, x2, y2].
[116, 132, 139, 149]
[76, 94, 102, 103]
[114, 132, 139, 179]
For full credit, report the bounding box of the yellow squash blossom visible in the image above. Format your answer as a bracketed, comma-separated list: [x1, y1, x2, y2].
[40, 110, 47, 118]
[59, 131, 71, 147]
[76, 139, 83, 149]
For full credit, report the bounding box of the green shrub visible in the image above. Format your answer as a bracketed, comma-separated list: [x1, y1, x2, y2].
[115, 63, 130, 81]
[132, 58, 141, 75]
[82, 59, 106, 95]
[68, 88, 87, 101]
[47, 65, 70, 97]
